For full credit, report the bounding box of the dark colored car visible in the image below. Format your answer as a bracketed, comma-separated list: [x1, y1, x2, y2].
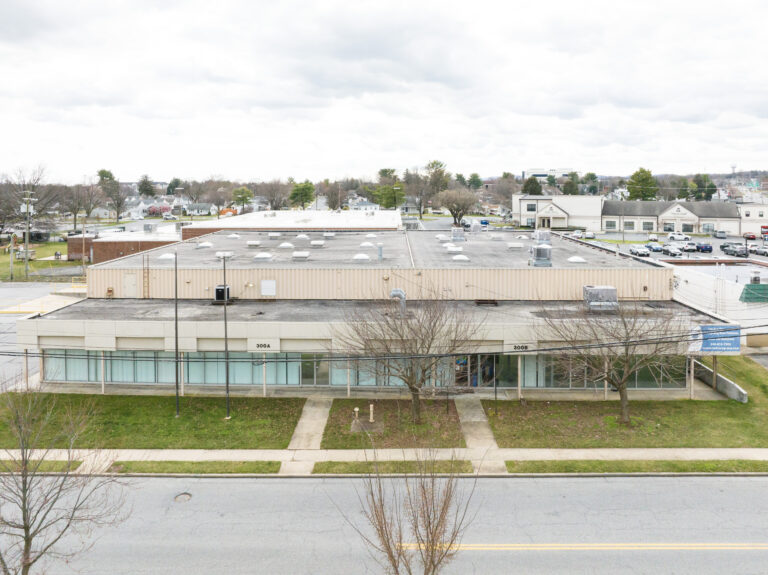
[725, 244, 748, 257]
[645, 243, 663, 252]
[720, 242, 735, 252]
[696, 243, 713, 253]
[743, 232, 757, 240]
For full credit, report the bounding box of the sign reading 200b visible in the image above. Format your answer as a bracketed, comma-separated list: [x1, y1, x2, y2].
[688, 324, 740, 355]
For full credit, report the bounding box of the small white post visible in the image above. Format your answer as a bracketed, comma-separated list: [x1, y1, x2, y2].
[262, 353, 267, 398]
[354, 407, 359, 420]
[369, 403, 375, 423]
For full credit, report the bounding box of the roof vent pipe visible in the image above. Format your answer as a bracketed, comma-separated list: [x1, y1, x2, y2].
[377, 242, 383, 261]
[390, 288, 406, 315]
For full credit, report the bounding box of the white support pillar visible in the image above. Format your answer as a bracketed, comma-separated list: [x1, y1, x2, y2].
[262, 353, 267, 398]
[100, 350, 105, 395]
[517, 355, 522, 400]
[689, 356, 695, 400]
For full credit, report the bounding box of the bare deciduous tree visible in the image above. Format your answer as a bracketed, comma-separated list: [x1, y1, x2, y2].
[539, 301, 689, 424]
[432, 190, 478, 226]
[0, 391, 127, 575]
[350, 450, 476, 575]
[57, 185, 86, 232]
[257, 180, 290, 210]
[205, 187, 231, 218]
[333, 298, 481, 424]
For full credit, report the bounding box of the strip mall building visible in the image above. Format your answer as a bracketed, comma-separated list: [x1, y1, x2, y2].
[17, 211, 734, 398]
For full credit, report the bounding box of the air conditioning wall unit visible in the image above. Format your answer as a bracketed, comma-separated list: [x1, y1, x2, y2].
[214, 285, 230, 302]
[583, 285, 618, 312]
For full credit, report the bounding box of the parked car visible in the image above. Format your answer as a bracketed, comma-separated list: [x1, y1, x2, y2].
[743, 232, 757, 240]
[724, 244, 748, 257]
[695, 242, 713, 253]
[662, 243, 678, 255]
[713, 230, 727, 239]
[667, 232, 691, 241]
[648, 234, 658, 242]
[584, 231, 595, 239]
[666, 247, 683, 257]
[645, 243, 663, 252]
[629, 246, 650, 257]
[720, 242, 735, 252]
[163, 213, 178, 221]
[682, 242, 697, 252]
[747, 243, 760, 253]
[755, 246, 768, 256]
[571, 230, 583, 239]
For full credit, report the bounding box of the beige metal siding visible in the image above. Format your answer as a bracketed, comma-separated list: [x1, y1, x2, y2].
[88, 267, 673, 301]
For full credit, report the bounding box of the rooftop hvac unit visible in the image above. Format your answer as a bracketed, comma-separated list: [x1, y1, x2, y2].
[451, 227, 465, 242]
[292, 251, 310, 260]
[533, 229, 551, 243]
[143, 224, 156, 233]
[529, 243, 552, 267]
[751, 271, 761, 285]
[583, 285, 619, 312]
[214, 285, 230, 302]
[246, 240, 261, 248]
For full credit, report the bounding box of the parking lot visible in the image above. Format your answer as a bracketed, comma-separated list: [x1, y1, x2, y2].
[585, 232, 768, 264]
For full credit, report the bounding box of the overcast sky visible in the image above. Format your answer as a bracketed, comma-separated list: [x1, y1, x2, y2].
[1, 0, 766, 184]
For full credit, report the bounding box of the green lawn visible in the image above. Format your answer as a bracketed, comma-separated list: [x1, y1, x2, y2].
[485, 356, 768, 448]
[313, 460, 474, 474]
[321, 399, 465, 449]
[0, 460, 81, 472]
[0, 394, 305, 449]
[109, 460, 280, 474]
[0, 241, 81, 281]
[505, 460, 768, 474]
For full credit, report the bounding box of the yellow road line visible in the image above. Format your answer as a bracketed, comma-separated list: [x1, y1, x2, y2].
[400, 543, 768, 551]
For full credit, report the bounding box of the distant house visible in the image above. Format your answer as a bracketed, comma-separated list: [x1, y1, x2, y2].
[185, 203, 217, 216]
[601, 200, 741, 235]
[350, 200, 380, 212]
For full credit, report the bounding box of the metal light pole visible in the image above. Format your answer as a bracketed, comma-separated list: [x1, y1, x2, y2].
[222, 253, 232, 419]
[174, 250, 180, 417]
[393, 186, 401, 211]
[22, 191, 36, 279]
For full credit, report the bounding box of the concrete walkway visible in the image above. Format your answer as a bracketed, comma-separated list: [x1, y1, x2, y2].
[454, 396, 506, 474]
[281, 397, 333, 474]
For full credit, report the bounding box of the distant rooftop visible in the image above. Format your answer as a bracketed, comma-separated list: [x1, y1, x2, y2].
[184, 209, 402, 231]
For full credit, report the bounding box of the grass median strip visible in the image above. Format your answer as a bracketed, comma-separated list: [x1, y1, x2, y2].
[486, 356, 768, 448]
[321, 399, 465, 449]
[0, 394, 305, 449]
[505, 460, 768, 474]
[313, 461, 474, 474]
[109, 461, 281, 474]
[0, 460, 81, 472]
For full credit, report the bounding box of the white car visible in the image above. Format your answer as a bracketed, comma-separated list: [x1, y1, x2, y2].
[667, 232, 691, 241]
[648, 233, 658, 241]
[748, 243, 759, 253]
[571, 230, 583, 239]
[584, 231, 595, 239]
[629, 246, 650, 257]
[163, 213, 178, 221]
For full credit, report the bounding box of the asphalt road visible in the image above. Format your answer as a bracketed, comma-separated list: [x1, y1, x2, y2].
[0, 282, 55, 386]
[55, 477, 768, 574]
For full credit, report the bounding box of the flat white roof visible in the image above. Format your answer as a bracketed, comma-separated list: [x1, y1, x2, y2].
[185, 209, 402, 231]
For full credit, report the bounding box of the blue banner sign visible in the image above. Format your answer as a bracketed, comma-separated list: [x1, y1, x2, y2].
[689, 324, 741, 354]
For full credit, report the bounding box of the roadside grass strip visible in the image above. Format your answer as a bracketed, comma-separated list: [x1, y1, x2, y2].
[486, 356, 768, 448]
[322, 399, 465, 449]
[109, 461, 281, 474]
[313, 460, 474, 474]
[505, 460, 768, 474]
[0, 394, 305, 449]
[0, 460, 81, 473]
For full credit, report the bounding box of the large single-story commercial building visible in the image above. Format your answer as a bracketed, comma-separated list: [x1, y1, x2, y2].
[601, 200, 741, 235]
[17, 224, 733, 397]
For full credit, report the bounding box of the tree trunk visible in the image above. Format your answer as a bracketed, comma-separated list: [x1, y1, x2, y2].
[618, 384, 630, 424]
[73, 213, 77, 233]
[410, 390, 422, 424]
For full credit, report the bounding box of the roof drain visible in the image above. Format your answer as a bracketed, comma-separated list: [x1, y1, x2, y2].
[390, 288, 406, 316]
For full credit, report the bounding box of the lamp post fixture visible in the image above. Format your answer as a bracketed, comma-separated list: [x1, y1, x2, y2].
[21, 191, 37, 279]
[219, 251, 234, 419]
